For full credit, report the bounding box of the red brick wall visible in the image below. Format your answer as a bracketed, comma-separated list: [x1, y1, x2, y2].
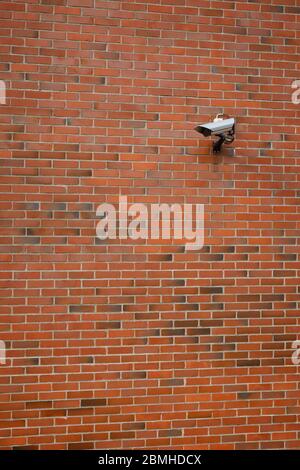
[1, 0, 300, 450]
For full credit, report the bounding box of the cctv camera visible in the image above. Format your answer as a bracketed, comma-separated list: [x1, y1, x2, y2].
[194, 114, 235, 153]
[195, 117, 235, 137]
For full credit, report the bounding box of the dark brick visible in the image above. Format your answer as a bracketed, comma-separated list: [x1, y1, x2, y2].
[81, 399, 107, 407]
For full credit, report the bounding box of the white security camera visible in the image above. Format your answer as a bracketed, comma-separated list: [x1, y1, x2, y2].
[194, 114, 235, 153]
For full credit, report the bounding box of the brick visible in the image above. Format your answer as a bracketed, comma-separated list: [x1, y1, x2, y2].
[1, 0, 299, 452]
[81, 399, 107, 408]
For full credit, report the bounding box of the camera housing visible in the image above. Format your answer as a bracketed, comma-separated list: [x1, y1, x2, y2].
[194, 114, 235, 153]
